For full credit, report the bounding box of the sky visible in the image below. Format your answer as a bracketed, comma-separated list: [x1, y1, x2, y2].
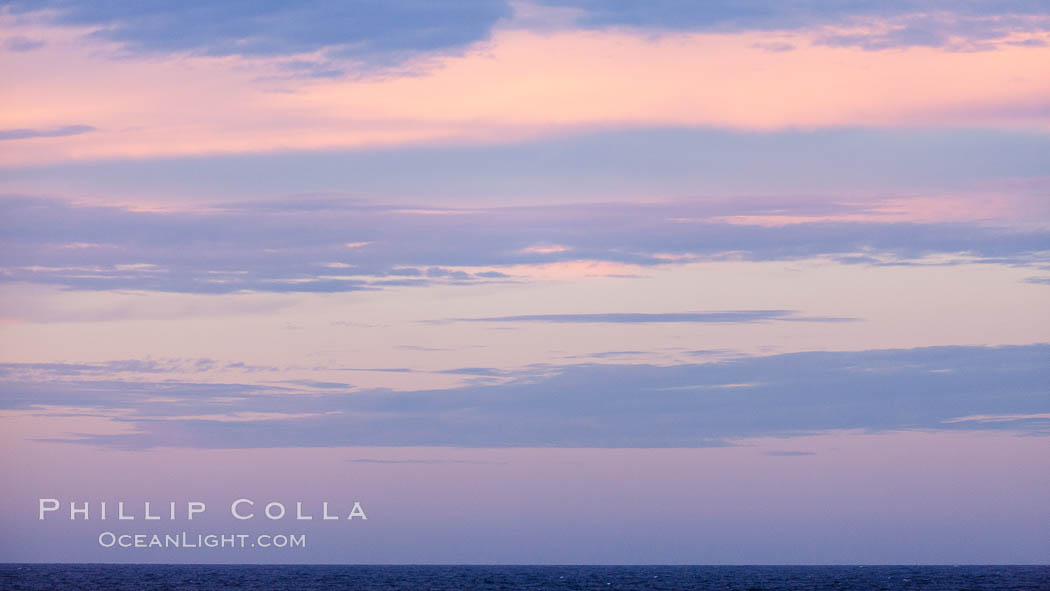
[0, 0, 1049, 565]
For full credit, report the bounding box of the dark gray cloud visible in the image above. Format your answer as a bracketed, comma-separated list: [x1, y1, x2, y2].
[5, 345, 1047, 449]
[2, 195, 1048, 294]
[0, 125, 95, 141]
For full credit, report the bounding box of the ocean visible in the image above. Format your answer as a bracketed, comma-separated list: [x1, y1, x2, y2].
[1, 565, 1047, 590]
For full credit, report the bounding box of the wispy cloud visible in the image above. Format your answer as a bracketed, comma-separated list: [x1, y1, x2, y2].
[5, 16, 1050, 167]
[4, 0, 510, 64]
[447, 311, 857, 324]
[519, 244, 571, 255]
[941, 413, 1050, 424]
[0, 125, 95, 141]
[3, 195, 1047, 294]
[3, 35, 45, 52]
[347, 458, 504, 465]
[0, 358, 219, 378]
[546, 0, 1050, 52]
[6, 345, 1046, 449]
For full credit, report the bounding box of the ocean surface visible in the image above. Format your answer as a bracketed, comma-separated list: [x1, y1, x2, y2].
[1, 565, 1047, 590]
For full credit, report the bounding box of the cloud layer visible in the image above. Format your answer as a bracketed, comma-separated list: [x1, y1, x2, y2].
[3, 345, 1046, 448]
[10, 0, 1049, 60]
[552, 0, 1050, 50]
[448, 311, 856, 324]
[0, 125, 94, 140]
[2, 1, 509, 62]
[2, 195, 1047, 293]
[4, 8, 1049, 165]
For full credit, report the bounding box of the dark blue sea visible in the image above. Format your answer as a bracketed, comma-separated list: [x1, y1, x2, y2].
[1, 565, 1047, 590]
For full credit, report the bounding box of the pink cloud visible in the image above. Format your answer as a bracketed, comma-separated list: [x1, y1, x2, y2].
[2, 20, 1050, 165]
